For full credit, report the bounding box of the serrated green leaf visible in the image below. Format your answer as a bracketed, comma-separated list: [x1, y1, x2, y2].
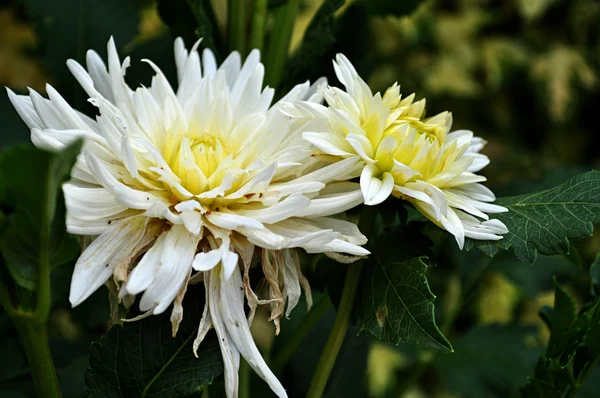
[522, 280, 600, 397]
[435, 325, 539, 398]
[354, 223, 451, 352]
[466, 171, 600, 264]
[0, 142, 81, 290]
[84, 285, 223, 397]
[547, 281, 577, 359]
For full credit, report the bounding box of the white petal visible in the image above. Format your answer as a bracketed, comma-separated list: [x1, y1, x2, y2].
[439, 207, 465, 249]
[231, 49, 261, 101]
[267, 181, 326, 197]
[225, 163, 276, 200]
[235, 193, 310, 223]
[175, 201, 204, 235]
[69, 217, 146, 306]
[466, 153, 490, 173]
[318, 239, 370, 256]
[85, 151, 165, 209]
[207, 270, 241, 398]
[144, 201, 183, 224]
[86, 49, 115, 103]
[360, 166, 394, 205]
[193, 275, 213, 356]
[219, 267, 287, 398]
[346, 133, 375, 162]
[193, 250, 222, 272]
[302, 131, 354, 156]
[63, 184, 127, 220]
[299, 184, 364, 218]
[207, 212, 265, 231]
[307, 217, 367, 246]
[291, 155, 361, 185]
[395, 182, 447, 221]
[139, 225, 200, 314]
[66, 211, 139, 235]
[6, 88, 44, 129]
[202, 49, 218, 77]
[281, 250, 301, 318]
[125, 231, 168, 295]
[221, 250, 239, 280]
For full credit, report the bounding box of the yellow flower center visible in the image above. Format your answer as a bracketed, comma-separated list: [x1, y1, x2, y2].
[154, 127, 247, 204]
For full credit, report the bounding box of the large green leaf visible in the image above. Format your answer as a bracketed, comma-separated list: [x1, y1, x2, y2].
[84, 285, 223, 397]
[435, 325, 539, 398]
[354, 219, 452, 352]
[18, 0, 139, 106]
[466, 171, 600, 264]
[0, 142, 81, 290]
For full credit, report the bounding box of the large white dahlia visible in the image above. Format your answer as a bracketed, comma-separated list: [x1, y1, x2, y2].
[285, 54, 508, 249]
[7, 38, 368, 398]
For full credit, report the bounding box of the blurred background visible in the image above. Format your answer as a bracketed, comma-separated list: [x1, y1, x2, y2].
[0, 0, 599, 397]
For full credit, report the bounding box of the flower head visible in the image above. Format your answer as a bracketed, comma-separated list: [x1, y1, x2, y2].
[8, 38, 369, 398]
[289, 54, 508, 248]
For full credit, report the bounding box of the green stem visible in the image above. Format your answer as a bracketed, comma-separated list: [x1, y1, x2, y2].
[271, 296, 331, 372]
[14, 319, 61, 398]
[250, 0, 268, 51]
[305, 206, 375, 397]
[239, 358, 250, 398]
[306, 261, 363, 398]
[264, 0, 300, 87]
[228, 0, 246, 55]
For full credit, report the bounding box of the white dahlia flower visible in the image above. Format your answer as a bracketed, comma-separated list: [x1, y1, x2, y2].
[8, 38, 369, 398]
[285, 54, 508, 249]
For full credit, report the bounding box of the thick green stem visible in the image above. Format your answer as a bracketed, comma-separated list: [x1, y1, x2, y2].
[14, 319, 61, 398]
[264, 0, 300, 87]
[306, 261, 363, 398]
[228, 0, 246, 55]
[271, 296, 330, 372]
[250, 0, 268, 51]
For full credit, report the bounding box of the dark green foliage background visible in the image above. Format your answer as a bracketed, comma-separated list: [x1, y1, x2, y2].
[0, 0, 599, 397]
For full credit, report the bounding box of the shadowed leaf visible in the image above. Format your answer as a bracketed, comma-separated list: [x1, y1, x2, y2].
[0, 141, 81, 290]
[355, 219, 451, 352]
[84, 285, 223, 397]
[466, 171, 600, 264]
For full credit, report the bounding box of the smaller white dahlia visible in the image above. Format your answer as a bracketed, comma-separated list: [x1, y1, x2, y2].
[8, 38, 369, 398]
[285, 54, 508, 248]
